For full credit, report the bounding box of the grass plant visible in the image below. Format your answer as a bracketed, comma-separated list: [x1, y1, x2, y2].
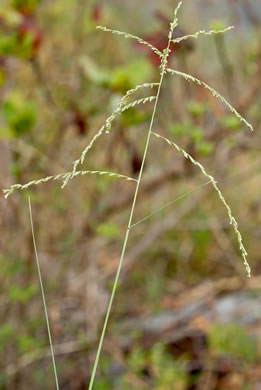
[3, 2, 253, 388]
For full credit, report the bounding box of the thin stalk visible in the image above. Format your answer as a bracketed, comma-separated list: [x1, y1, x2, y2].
[87, 17, 175, 390]
[28, 198, 60, 390]
[130, 181, 211, 229]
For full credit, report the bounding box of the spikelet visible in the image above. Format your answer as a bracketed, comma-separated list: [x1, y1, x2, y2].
[96, 26, 163, 58]
[159, 2, 183, 76]
[167, 68, 253, 132]
[168, 1, 183, 39]
[122, 96, 156, 111]
[172, 26, 234, 44]
[3, 170, 137, 198]
[61, 83, 159, 188]
[152, 131, 251, 277]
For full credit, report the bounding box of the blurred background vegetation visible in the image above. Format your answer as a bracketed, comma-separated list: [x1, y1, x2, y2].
[1, 0, 261, 388]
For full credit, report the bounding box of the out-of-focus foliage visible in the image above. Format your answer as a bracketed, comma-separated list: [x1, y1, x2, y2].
[1, 0, 261, 388]
[2, 91, 37, 137]
[209, 323, 259, 364]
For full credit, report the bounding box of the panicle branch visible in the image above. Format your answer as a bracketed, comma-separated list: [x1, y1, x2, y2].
[152, 131, 251, 277]
[167, 68, 253, 132]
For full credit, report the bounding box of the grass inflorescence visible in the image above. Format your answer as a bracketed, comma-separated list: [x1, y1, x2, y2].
[3, 2, 254, 388]
[3, 170, 137, 198]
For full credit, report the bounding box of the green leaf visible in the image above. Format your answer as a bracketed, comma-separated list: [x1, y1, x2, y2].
[0, 32, 18, 56]
[110, 59, 152, 93]
[0, 324, 14, 347]
[0, 67, 5, 86]
[80, 58, 152, 93]
[0, 29, 35, 58]
[16, 31, 35, 58]
[110, 69, 132, 93]
[196, 141, 214, 156]
[191, 126, 203, 142]
[187, 100, 209, 117]
[128, 347, 147, 372]
[121, 59, 153, 86]
[79, 56, 112, 86]
[0, 256, 25, 275]
[0, 127, 15, 139]
[150, 343, 187, 387]
[209, 323, 259, 363]
[96, 222, 119, 238]
[191, 229, 212, 262]
[169, 121, 204, 143]
[2, 92, 37, 136]
[221, 114, 241, 131]
[18, 334, 43, 354]
[8, 284, 38, 302]
[92, 378, 112, 390]
[168, 120, 192, 137]
[11, 0, 40, 13]
[10, 160, 22, 177]
[121, 107, 149, 126]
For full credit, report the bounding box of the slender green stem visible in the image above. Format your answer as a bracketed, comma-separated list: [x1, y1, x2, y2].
[88, 31, 172, 390]
[130, 181, 211, 229]
[28, 198, 60, 390]
[88, 8, 181, 388]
